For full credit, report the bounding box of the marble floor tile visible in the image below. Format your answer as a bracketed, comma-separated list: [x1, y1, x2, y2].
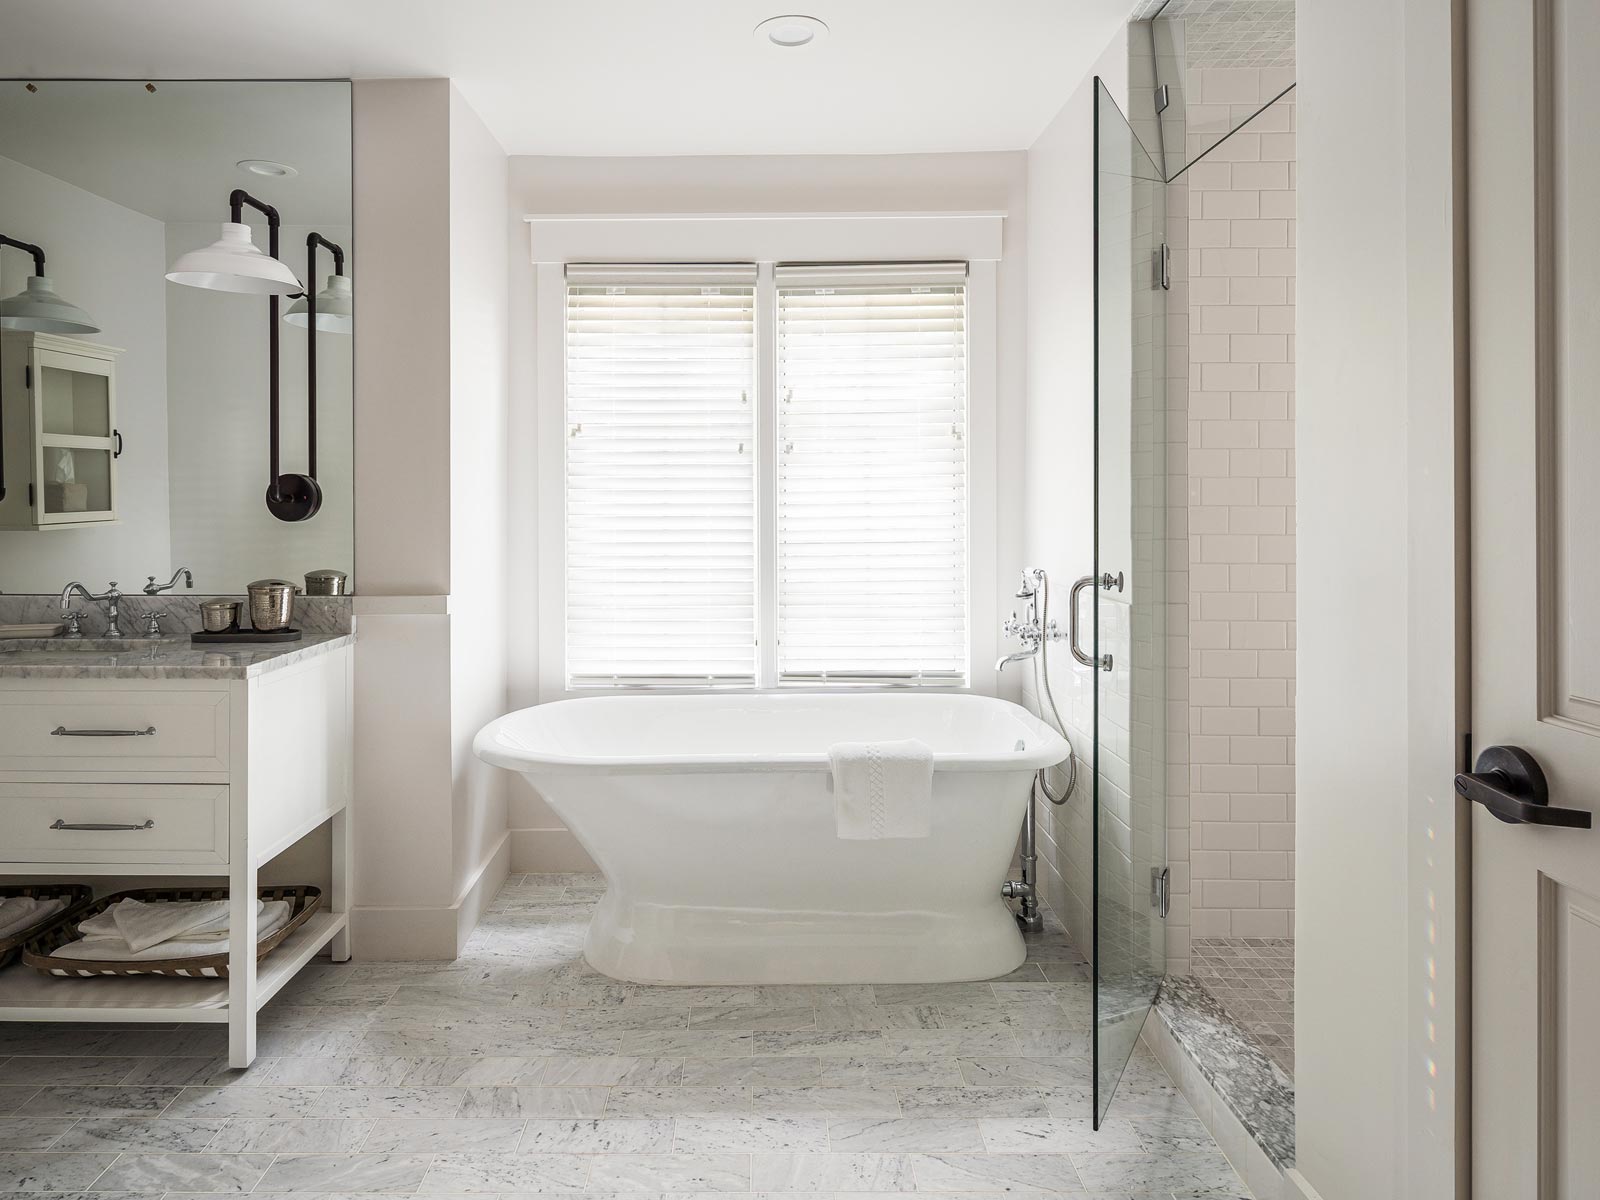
[977, 1118, 1142, 1156]
[49, 1118, 226, 1153]
[955, 1058, 1087, 1087]
[0, 1121, 74, 1152]
[744, 1087, 901, 1118]
[310, 1087, 469, 1119]
[814, 1059, 965, 1088]
[426, 1151, 594, 1192]
[671, 1117, 829, 1153]
[906, 1151, 1085, 1193]
[518, 1119, 675, 1154]
[1066, 1148, 1243, 1195]
[586, 1152, 751, 1192]
[0, 1152, 118, 1192]
[896, 1088, 1054, 1119]
[23, 1089, 178, 1119]
[207, 1119, 375, 1153]
[678, 1059, 822, 1088]
[458, 1087, 609, 1119]
[0, 1060, 141, 1088]
[540, 1059, 684, 1087]
[256, 1152, 436, 1193]
[604, 1090, 751, 1118]
[87, 1151, 273, 1193]
[0, 878, 1251, 1200]
[826, 1119, 985, 1153]
[0, 1090, 40, 1116]
[360, 1118, 525, 1152]
[687, 1009, 818, 1032]
[750, 1151, 915, 1192]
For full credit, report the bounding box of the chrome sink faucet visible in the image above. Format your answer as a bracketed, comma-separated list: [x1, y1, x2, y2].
[60, 580, 127, 638]
[144, 568, 194, 595]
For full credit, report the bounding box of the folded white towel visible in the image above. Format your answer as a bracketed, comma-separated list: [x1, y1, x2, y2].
[829, 739, 934, 840]
[0, 896, 67, 941]
[55, 900, 293, 961]
[78, 898, 263, 953]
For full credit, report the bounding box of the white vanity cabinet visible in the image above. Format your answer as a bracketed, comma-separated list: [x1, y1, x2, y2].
[0, 637, 353, 1067]
[0, 332, 122, 530]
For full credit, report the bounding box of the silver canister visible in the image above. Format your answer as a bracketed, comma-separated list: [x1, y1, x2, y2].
[200, 599, 242, 632]
[304, 568, 348, 596]
[246, 579, 299, 631]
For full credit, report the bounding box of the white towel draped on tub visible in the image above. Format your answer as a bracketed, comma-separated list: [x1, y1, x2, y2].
[829, 739, 934, 839]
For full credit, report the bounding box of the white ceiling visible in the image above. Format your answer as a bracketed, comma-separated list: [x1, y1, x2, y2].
[0, 82, 350, 225]
[0, 0, 1138, 157]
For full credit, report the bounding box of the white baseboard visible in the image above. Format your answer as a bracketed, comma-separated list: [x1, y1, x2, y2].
[1282, 1170, 1324, 1200]
[510, 827, 598, 873]
[354, 831, 511, 959]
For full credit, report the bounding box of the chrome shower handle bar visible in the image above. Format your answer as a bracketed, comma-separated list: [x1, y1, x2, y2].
[1068, 572, 1122, 672]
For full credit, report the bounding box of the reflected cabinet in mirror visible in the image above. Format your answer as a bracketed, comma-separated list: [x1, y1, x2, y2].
[0, 80, 353, 596]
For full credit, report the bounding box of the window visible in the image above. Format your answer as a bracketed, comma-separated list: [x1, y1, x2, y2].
[564, 266, 757, 686]
[563, 262, 968, 690]
[775, 265, 968, 684]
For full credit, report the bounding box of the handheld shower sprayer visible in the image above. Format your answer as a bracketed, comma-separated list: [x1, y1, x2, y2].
[996, 566, 1080, 933]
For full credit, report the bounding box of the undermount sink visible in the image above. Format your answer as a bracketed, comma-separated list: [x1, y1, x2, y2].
[0, 637, 189, 652]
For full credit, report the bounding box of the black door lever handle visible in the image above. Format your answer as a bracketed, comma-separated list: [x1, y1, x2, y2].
[1455, 745, 1591, 829]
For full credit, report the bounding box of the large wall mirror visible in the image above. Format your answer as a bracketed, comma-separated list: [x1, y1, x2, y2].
[0, 80, 353, 596]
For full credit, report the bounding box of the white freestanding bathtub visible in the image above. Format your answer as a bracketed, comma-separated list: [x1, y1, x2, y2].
[474, 693, 1069, 984]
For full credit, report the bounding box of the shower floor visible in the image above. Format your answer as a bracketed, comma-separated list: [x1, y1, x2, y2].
[1189, 937, 1295, 1077]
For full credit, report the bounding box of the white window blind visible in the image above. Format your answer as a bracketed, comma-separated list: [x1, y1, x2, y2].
[775, 264, 969, 685]
[564, 265, 757, 687]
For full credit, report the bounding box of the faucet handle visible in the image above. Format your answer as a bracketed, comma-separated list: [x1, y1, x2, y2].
[61, 610, 84, 639]
[142, 611, 163, 639]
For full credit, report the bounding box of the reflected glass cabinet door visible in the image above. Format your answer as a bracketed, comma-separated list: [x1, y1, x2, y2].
[0, 332, 121, 529]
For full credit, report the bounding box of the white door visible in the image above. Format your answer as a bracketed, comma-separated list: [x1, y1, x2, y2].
[1468, 0, 1600, 1194]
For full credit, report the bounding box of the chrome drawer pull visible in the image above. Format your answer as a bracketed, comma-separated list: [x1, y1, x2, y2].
[50, 818, 156, 832]
[50, 725, 156, 738]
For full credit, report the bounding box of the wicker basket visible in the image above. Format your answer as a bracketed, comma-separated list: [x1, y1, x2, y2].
[22, 885, 321, 978]
[0, 884, 94, 969]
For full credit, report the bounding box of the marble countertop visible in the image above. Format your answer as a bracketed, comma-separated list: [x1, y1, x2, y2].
[0, 632, 353, 680]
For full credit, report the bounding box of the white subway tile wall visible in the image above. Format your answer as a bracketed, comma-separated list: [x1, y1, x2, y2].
[1183, 67, 1296, 942]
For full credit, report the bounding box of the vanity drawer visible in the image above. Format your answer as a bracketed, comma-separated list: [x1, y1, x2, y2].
[0, 783, 228, 864]
[0, 690, 229, 774]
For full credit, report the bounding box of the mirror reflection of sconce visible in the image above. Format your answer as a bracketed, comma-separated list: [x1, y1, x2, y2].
[0, 235, 101, 503]
[165, 188, 326, 523]
[284, 233, 352, 503]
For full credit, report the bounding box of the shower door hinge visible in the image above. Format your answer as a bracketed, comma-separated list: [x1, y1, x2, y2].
[1150, 866, 1171, 918]
[1155, 83, 1171, 115]
[1155, 243, 1172, 291]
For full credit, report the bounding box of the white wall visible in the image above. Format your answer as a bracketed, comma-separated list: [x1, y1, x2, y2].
[1021, 27, 1129, 955]
[505, 151, 1029, 872]
[1294, 0, 1464, 1193]
[447, 84, 511, 915]
[164, 221, 354, 592]
[350, 78, 510, 957]
[0, 154, 171, 590]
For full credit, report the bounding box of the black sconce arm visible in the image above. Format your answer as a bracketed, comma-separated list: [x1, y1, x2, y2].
[303, 232, 345, 481]
[0, 235, 47, 278]
[0, 234, 49, 503]
[227, 190, 320, 522]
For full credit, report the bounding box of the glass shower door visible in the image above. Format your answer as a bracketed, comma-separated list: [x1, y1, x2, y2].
[1092, 79, 1169, 1126]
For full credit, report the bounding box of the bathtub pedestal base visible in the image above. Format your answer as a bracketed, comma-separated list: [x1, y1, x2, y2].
[583, 892, 1028, 985]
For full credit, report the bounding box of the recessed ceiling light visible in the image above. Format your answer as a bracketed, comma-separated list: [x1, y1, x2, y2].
[753, 14, 829, 48]
[236, 159, 298, 179]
